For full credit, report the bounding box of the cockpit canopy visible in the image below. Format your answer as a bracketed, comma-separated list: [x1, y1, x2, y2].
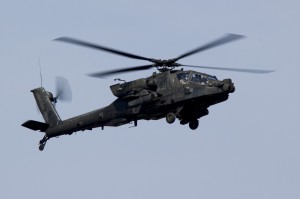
[176, 71, 218, 85]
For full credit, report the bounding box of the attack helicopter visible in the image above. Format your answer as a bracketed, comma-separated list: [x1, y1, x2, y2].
[22, 34, 274, 151]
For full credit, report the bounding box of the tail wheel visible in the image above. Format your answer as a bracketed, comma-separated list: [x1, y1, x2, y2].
[189, 119, 199, 130]
[39, 144, 45, 151]
[166, 112, 176, 124]
[38, 136, 48, 151]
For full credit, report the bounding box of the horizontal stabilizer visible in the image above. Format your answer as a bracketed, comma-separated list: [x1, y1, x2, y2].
[22, 120, 49, 132]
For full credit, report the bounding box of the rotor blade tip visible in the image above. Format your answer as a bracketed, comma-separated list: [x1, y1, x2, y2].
[86, 73, 105, 78]
[227, 33, 247, 39]
[53, 37, 64, 41]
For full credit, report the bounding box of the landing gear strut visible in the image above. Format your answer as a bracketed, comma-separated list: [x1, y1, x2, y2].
[189, 119, 199, 130]
[39, 136, 49, 151]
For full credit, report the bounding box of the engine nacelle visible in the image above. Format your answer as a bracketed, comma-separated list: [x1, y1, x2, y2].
[128, 93, 158, 107]
[110, 78, 148, 98]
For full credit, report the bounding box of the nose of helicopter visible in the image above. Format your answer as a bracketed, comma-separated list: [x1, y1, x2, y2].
[222, 79, 235, 93]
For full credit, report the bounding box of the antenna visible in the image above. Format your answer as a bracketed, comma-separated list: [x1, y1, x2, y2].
[39, 58, 43, 87]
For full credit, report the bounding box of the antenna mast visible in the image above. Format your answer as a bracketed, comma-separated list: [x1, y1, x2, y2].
[39, 58, 43, 87]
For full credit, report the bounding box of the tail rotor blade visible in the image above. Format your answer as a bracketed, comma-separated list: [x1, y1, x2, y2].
[55, 76, 72, 103]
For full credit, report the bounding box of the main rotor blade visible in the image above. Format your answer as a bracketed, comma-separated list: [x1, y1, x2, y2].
[181, 64, 275, 74]
[54, 37, 154, 62]
[174, 34, 246, 62]
[87, 64, 156, 78]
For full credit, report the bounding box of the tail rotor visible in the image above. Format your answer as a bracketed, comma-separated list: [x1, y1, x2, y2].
[53, 76, 72, 106]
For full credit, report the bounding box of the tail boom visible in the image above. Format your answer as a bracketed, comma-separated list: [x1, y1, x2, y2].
[32, 87, 62, 127]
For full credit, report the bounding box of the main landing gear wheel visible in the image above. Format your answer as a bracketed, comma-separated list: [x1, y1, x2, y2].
[189, 119, 199, 130]
[166, 112, 176, 124]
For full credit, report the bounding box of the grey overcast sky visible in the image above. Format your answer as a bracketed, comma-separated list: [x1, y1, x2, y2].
[1, 0, 299, 199]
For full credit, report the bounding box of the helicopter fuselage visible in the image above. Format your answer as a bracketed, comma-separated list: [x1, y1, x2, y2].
[34, 70, 235, 139]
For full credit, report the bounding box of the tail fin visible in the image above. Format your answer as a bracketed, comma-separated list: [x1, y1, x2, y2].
[32, 87, 62, 127]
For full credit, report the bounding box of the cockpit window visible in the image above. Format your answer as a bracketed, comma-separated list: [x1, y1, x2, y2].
[191, 73, 208, 85]
[207, 75, 218, 81]
[176, 72, 190, 84]
[191, 73, 218, 85]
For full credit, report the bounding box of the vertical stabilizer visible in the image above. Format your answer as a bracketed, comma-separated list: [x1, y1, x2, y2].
[32, 87, 62, 127]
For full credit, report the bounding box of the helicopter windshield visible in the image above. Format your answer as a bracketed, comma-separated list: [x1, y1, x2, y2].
[176, 72, 190, 84]
[191, 73, 217, 85]
[207, 74, 218, 81]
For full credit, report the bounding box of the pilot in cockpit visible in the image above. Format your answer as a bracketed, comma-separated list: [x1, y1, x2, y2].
[177, 73, 190, 84]
[191, 73, 208, 85]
